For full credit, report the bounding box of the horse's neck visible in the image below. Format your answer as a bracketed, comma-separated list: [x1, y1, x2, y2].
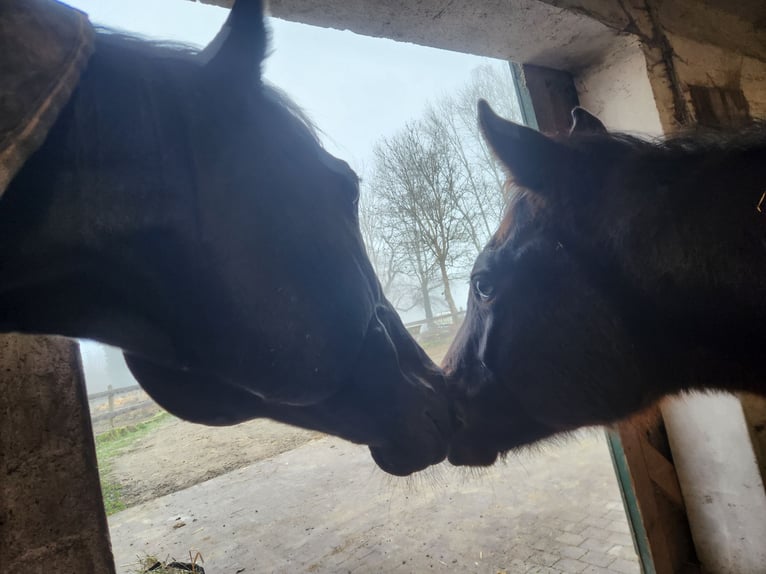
[639, 147, 766, 311]
[647, 149, 766, 395]
[629, 147, 766, 394]
[692, 148, 766, 300]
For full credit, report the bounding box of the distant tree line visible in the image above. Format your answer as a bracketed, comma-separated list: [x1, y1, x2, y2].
[360, 64, 522, 328]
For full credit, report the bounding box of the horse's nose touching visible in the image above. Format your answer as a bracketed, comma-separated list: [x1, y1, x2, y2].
[358, 303, 455, 476]
[440, 335, 503, 468]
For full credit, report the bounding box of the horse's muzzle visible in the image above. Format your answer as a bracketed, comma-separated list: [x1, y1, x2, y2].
[361, 305, 452, 476]
[446, 432, 500, 467]
[368, 404, 451, 476]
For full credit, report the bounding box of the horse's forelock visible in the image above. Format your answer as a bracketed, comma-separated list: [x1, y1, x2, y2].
[489, 189, 545, 249]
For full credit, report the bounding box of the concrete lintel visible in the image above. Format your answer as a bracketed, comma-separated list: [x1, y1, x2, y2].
[202, 0, 622, 72]
[192, 0, 766, 72]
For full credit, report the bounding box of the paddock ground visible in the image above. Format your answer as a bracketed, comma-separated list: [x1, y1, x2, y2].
[108, 431, 640, 574]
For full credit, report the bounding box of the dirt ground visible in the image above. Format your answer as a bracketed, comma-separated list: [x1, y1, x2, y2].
[110, 416, 322, 507]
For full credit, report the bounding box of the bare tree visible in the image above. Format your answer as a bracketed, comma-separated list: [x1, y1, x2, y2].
[358, 186, 400, 297]
[361, 178, 442, 323]
[426, 63, 523, 251]
[358, 62, 522, 327]
[371, 119, 474, 324]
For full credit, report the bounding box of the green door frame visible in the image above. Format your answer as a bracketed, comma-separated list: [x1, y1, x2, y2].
[509, 62, 539, 130]
[607, 430, 656, 574]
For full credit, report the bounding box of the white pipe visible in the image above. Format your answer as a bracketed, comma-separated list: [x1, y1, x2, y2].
[662, 394, 766, 573]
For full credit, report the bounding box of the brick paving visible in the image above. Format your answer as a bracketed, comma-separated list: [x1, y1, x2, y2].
[110, 432, 641, 573]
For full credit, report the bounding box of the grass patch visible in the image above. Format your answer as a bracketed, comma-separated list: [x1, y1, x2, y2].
[96, 411, 172, 515]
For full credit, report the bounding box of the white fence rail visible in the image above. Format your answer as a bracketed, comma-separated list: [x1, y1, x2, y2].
[404, 311, 464, 336]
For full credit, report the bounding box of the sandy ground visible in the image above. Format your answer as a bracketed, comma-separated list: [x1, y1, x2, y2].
[110, 416, 322, 507]
[110, 433, 640, 574]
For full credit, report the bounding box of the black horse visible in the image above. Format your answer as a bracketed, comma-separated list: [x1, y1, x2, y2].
[444, 100, 766, 466]
[0, 0, 450, 476]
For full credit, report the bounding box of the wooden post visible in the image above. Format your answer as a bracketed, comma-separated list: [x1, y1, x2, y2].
[514, 64, 580, 135]
[608, 415, 700, 574]
[0, 334, 115, 573]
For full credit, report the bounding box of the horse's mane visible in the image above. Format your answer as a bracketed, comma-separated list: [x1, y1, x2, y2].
[490, 121, 766, 248]
[91, 28, 321, 145]
[563, 121, 766, 159]
[94, 27, 201, 62]
[489, 188, 543, 248]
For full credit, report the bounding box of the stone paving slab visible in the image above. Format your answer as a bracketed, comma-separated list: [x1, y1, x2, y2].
[109, 432, 641, 574]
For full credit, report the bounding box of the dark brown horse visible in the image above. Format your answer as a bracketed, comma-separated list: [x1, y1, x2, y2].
[443, 100, 766, 466]
[0, 0, 450, 476]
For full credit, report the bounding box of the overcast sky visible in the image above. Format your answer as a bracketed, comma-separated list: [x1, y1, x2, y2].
[65, 0, 508, 175]
[64, 0, 509, 385]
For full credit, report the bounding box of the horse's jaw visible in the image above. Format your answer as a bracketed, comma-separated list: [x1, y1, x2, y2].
[121, 305, 452, 477]
[349, 305, 452, 475]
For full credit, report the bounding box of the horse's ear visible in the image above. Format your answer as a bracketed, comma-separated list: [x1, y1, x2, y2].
[478, 99, 569, 193]
[200, 0, 268, 82]
[569, 107, 607, 135]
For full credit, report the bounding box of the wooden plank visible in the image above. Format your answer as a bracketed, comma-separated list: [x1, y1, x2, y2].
[610, 413, 701, 574]
[642, 440, 685, 507]
[739, 392, 766, 481]
[518, 64, 579, 135]
[615, 420, 676, 574]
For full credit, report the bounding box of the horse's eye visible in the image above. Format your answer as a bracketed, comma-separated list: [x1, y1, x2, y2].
[321, 153, 360, 206]
[473, 276, 495, 302]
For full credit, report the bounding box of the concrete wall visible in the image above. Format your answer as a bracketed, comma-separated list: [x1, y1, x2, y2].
[0, 335, 115, 573]
[574, 36, 663, 135]
[541, 0, 766, 63]
[668, 33, 766, 121]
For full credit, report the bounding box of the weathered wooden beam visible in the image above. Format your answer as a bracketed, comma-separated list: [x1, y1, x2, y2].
[0, 334, 115, 573]
[642, 440, 684, 508]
